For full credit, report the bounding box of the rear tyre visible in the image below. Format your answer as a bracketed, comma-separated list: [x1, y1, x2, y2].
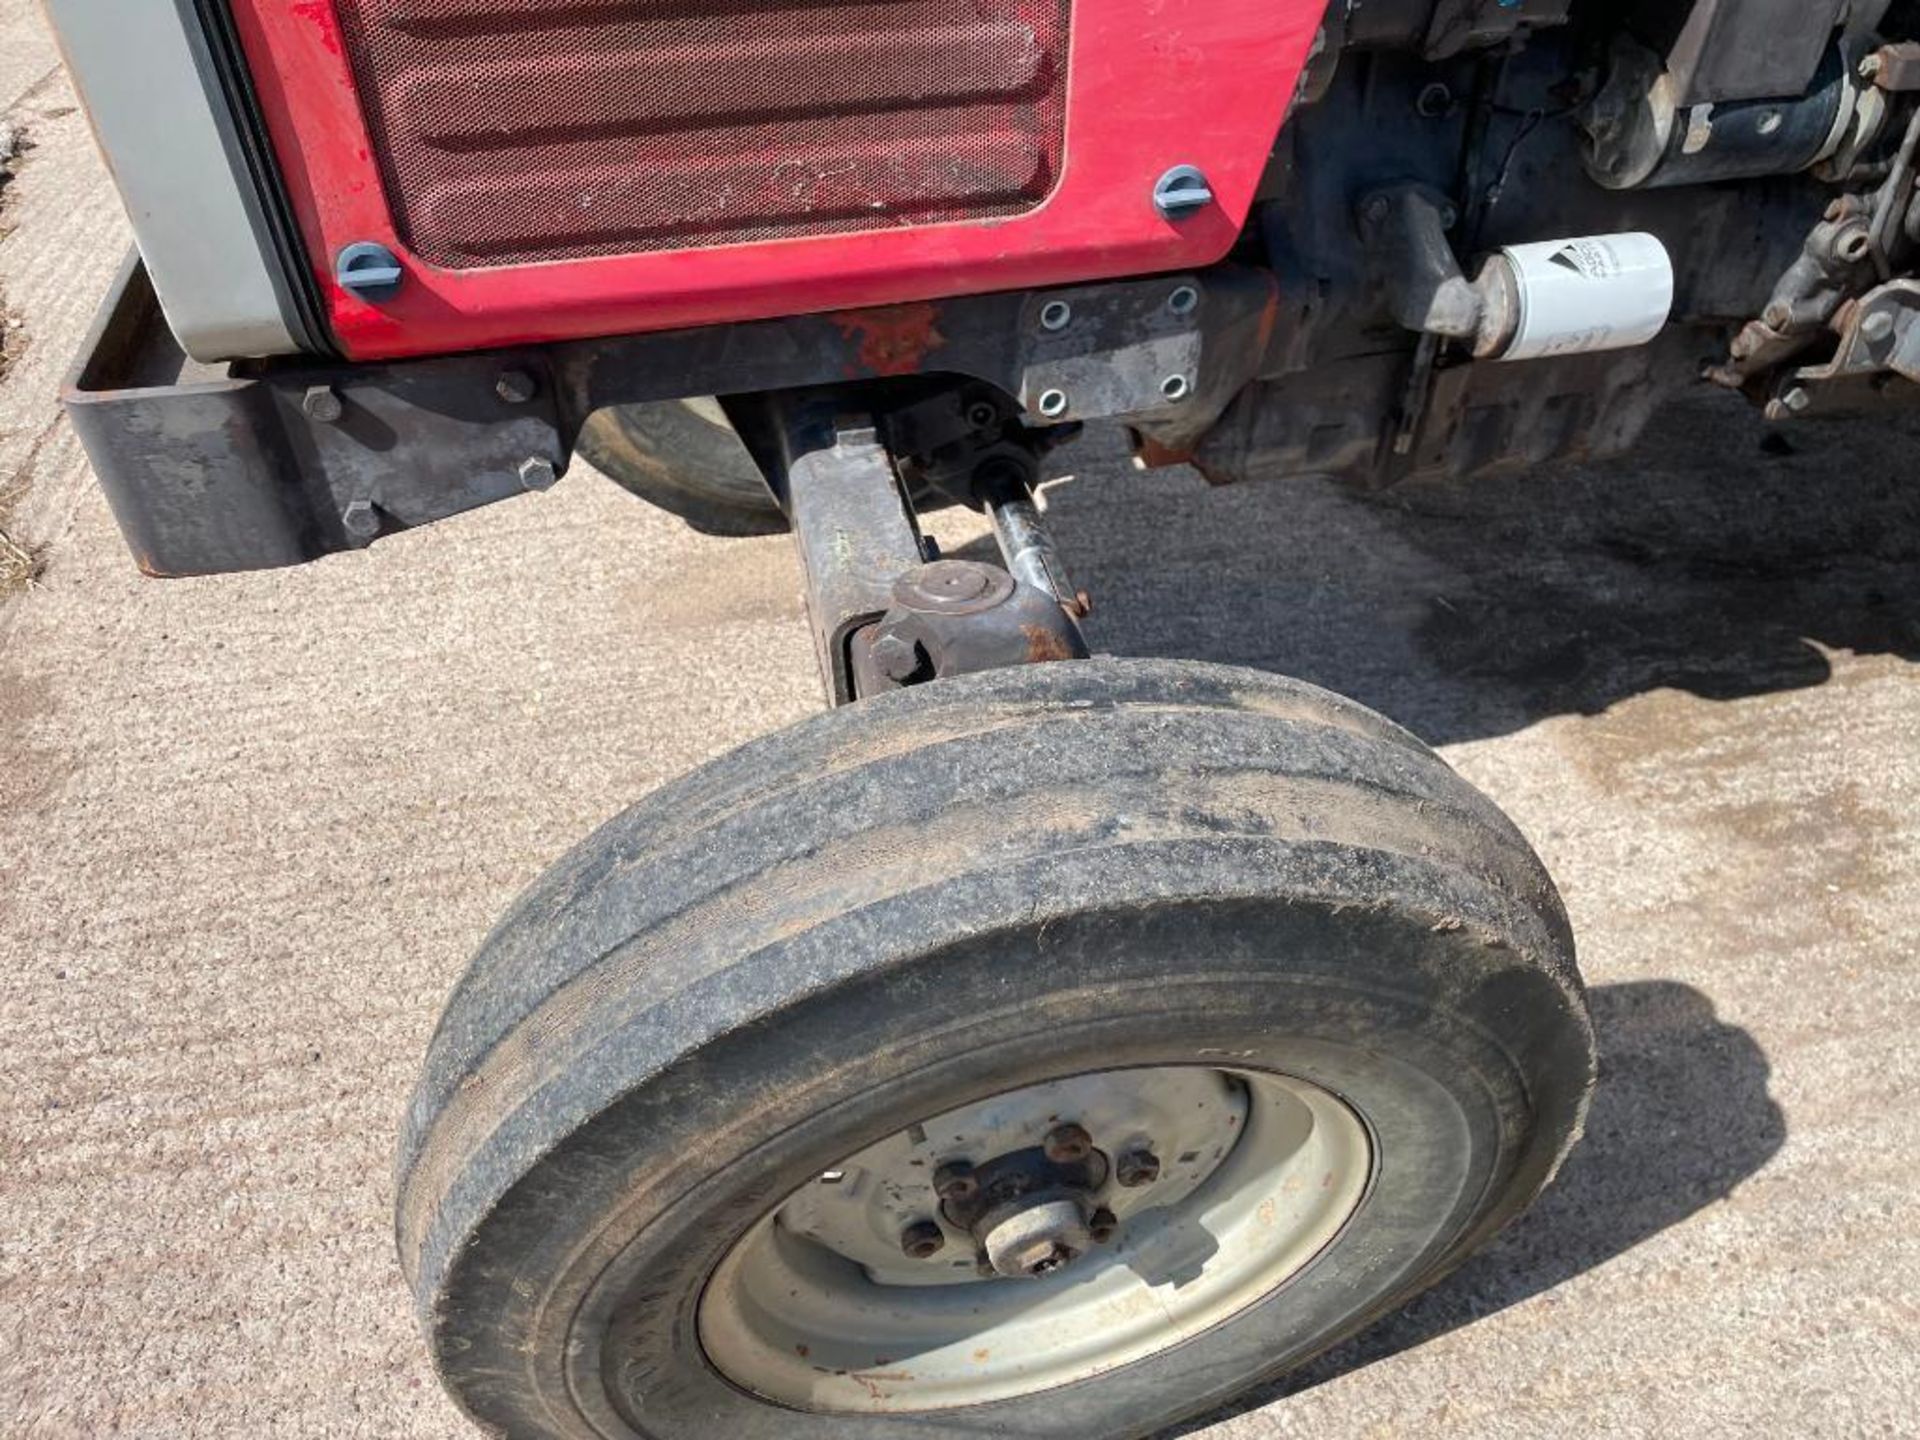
[396, 659, 1593, 1439]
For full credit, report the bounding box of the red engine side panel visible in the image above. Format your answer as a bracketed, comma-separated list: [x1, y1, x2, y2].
[229, 0, 1322, 361]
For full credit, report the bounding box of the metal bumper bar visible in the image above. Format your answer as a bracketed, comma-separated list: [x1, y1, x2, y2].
[63, 254, 1275, 579]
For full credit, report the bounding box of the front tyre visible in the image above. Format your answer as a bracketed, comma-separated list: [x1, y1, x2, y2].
[396, 659, 1594, 1439]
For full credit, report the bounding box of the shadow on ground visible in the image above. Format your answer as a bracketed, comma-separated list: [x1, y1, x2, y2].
[1160, 979, 1785, 1435]
[1034, 391, 1920, 745]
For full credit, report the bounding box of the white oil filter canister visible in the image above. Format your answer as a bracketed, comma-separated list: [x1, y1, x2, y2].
[1492, 232, 1674, 361]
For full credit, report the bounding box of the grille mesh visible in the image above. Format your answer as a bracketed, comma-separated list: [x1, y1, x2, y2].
[333, 0, 1073, 269]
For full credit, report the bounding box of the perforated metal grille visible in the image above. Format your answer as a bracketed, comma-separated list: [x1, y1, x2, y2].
[333, 0, 1073, 269]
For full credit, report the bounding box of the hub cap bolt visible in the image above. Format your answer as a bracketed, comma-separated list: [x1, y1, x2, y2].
[900, 1220, 946, 1260]
[1088, 1207, 1119, 1244]
[1043, 1123, 1094, 1164]
[1116, 1147, 1161, 1188]
[934, 1161, 978, 1203]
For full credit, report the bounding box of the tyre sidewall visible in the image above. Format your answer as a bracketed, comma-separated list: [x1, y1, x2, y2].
[430, 895, 1585, 1440]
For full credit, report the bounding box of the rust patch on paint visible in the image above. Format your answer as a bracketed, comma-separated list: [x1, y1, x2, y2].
[831, 303, 947, 378]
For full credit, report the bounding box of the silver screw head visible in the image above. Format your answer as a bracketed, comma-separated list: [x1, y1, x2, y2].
[518, 456, 559, 491]
[1861, 311, 1896, 343]
[495, 369, 538, 405]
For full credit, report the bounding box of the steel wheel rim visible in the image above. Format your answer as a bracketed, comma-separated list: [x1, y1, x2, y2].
[697, 1065, 1373, 1413]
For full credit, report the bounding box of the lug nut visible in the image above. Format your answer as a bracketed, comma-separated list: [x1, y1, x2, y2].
[1043, 1123, 1094, 1164]
[900, 1220, 946, 1260]
[934, 1160, 979, 1203]
[1116, 1147, 1161, 1188]
[1088, 1207, 1119, 1244]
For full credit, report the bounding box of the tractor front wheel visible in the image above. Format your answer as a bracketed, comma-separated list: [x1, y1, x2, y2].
[396, 659, 1593, 1439]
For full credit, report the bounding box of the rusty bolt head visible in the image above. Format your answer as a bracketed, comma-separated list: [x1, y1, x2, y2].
[1043, 1122, 1094, 1164]
[518, 456, 559, 491]
[340, 499, 380, 540]
[900, 1220, 946, 1260]
[868, 631, 926, 685]
[933, 1161, 979, 1204]
[1116, 1147, 1161, 1188]
[495, 369, 538, 405]
[302, 386, 345, 424]
[1088, 1207, 1119, 1245]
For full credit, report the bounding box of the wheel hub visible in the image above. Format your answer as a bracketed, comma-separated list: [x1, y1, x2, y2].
[927, 1123, 1115, 1279]
[981, 1196, 1092, 1279]
[698, 1065, 1373, 1413]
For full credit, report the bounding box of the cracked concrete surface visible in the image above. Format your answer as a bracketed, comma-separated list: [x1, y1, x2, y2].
[1, 3, 1917, 1436]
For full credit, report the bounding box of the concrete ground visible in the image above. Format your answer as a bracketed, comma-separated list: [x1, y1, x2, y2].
[2, 6, 1917, 1436]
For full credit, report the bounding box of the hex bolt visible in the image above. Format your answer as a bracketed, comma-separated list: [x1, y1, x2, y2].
[1036, 389, 1070, 419]
[1783, 387, 1812, 414]
[933, 1160, 979, 1204]
[340, 499, 380, 540]
[518, 456, 559, 491]
[1043, 1122, 1094, 1164]
[1161, 374, 1191, 403]
[1088, 1207, 1119, 1245]
[302, 386, 345, 424]
[900, 1220, 947, 1260]
[868, 631, 928, 685]
[1167, 285, 1200, 317]
[1116, 1147, 1162, 1188]
[1861, 311, 1897, 344]
[1039, 299, 1074, 332]
[495, 369, 538, 405]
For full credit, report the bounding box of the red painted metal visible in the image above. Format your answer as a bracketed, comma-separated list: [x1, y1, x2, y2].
[331, 0, 1074, 270]
[226, 0, 1323, 362]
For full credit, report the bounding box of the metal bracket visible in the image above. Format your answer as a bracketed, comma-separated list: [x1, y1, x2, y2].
[65, 253, 1276, 579]
[776, 400, 1087, 706]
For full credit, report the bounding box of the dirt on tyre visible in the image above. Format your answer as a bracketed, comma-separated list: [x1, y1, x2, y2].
[396, 658, 1595, 1440]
